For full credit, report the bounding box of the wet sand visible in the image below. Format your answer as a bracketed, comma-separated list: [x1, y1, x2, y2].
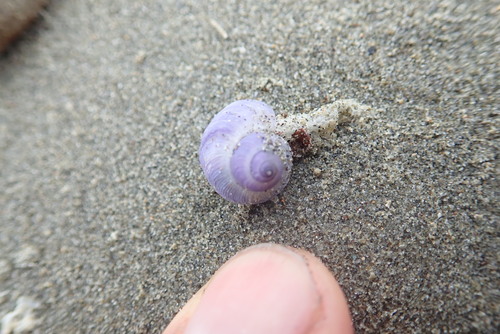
[1, 0, 498, 332]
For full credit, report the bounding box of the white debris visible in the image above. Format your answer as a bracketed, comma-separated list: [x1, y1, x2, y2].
[276, 99, 372, 141]
[13, 245, 40, 269]
[208, 18, 228, 39]
[1, 297, 41, 334]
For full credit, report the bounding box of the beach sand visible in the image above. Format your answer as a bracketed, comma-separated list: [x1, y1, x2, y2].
[1, 0, 498, 332]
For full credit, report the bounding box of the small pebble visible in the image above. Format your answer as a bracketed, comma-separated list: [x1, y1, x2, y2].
[135, 50, 147, 64]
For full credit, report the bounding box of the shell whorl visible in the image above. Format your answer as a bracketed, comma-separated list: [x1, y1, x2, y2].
[199, 100, 292, 204]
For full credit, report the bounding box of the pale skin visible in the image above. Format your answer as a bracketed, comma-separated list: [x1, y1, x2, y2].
[163, 243, 354, 334]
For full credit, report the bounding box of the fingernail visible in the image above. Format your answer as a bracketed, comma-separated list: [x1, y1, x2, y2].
[185, 244, 323, 334]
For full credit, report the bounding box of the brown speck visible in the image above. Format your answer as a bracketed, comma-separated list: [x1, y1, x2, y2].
[288, 128, 312, 159]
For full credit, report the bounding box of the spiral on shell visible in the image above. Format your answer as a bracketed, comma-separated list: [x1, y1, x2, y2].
[199, 100, 293, 204]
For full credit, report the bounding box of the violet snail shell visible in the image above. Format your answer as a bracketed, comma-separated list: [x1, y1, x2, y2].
[199, 100, 293, 204]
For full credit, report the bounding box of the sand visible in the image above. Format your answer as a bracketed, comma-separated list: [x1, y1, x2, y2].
[0, 0, 498, 332]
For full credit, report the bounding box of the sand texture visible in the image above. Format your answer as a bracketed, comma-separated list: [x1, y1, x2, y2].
[0, 0, 498, 333]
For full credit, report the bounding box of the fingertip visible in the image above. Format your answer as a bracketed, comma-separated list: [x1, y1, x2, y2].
[163, 288, 204, 334]
[163, 243, 353, 334]
[292, 247, 354, 334]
